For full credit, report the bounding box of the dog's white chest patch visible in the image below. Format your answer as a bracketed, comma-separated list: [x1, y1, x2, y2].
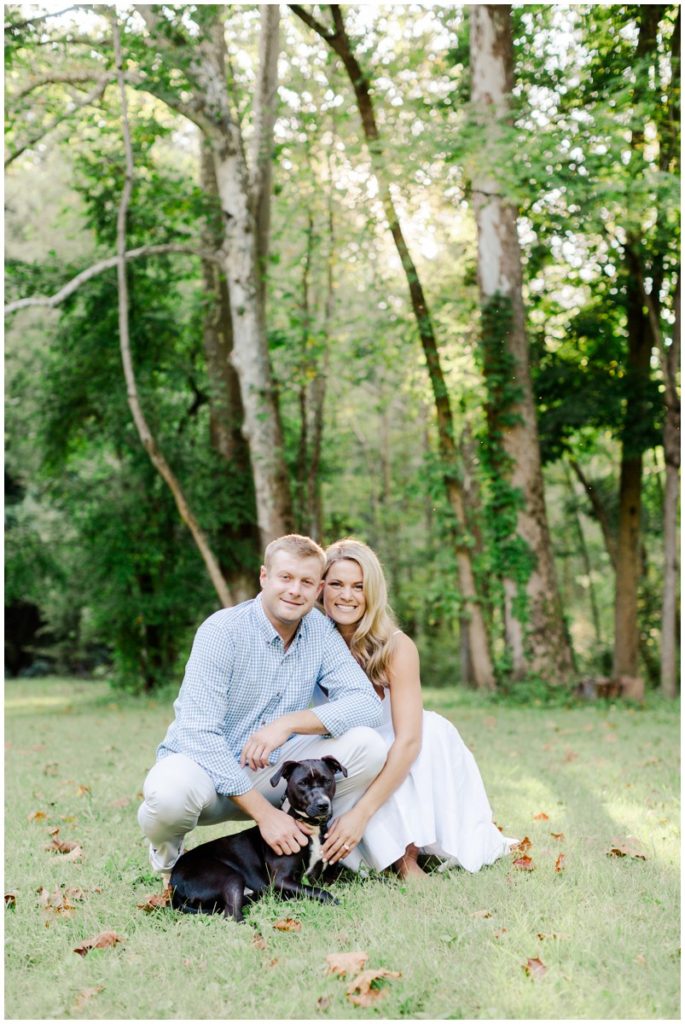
[305, 829, 324, 876]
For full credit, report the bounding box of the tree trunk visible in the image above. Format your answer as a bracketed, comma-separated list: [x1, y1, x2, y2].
[199, 141, 260, 602]
[136, 5, 293, 547]
[568, 459, 618, 570]
[470, 4, 573, 682]
[291, 3, 495, 690]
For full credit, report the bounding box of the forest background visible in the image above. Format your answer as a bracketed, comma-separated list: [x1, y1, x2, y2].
[4, 2, 681, 702]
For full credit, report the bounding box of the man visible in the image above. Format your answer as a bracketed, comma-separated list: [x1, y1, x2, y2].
[137, 534, 385, 883]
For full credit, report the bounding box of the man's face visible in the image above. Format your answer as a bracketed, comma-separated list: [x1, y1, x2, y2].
[259, 551, 324, 633]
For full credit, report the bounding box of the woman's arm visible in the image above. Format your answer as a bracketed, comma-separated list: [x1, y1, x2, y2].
[322, 633, 423, 863]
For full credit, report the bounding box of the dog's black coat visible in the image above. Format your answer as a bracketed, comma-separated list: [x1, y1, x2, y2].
[169, 756, 347, 922]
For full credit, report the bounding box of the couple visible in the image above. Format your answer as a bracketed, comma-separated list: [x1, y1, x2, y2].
[138, 534, 514, 884]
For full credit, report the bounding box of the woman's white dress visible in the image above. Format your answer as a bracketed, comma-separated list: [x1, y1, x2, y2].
[355, 693, 517, 873]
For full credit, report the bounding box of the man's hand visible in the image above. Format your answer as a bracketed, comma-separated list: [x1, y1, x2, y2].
[240, 721, 292, 770]
[257, 804, 313, 856]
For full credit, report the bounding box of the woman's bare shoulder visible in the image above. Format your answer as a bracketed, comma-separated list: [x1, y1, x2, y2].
[389, 631, 420, 662]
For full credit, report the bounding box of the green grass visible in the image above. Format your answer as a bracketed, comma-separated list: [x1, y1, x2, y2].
[5, 677, 680, 1020]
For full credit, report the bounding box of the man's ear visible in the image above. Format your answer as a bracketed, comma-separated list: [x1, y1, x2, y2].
[259, 565, 267, 589]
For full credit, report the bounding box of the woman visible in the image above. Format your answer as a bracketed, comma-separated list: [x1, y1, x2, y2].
[321, 538, 516, 879]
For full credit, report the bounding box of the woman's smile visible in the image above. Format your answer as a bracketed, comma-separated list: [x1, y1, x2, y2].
[323, 558, 366, 627]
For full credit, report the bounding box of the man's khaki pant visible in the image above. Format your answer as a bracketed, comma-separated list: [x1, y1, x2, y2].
[137, 727, 386, 873]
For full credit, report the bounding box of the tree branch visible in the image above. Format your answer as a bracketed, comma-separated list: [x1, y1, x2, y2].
[288, 4, 335, 43]
[5, 73, 111, 166]
[5, 244, 221, 316]
[568, 458, 618, 571]
[10, 70, 107, 103]
[250, 5, 280, 301]
[111, 11, 233, 608]
[5, 5, 84, 32]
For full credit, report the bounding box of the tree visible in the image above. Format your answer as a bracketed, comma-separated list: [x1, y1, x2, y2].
[469, 4, 574, 681]
[291, 3, 496, 690]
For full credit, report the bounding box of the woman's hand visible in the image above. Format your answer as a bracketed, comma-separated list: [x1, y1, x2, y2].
[321, 806, 369, 865]
[240, 720, 292, 770]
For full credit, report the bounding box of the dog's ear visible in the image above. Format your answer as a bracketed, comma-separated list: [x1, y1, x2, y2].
[270, 760, 300, 787]
[321, 756, 348, 778]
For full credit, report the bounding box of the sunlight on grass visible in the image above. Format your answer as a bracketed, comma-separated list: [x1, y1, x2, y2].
[4, 678, 680, 1021]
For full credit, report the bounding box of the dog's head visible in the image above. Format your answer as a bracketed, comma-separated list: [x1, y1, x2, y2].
[270, 757, 348, 822]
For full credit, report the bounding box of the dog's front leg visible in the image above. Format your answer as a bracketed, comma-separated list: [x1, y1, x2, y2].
[221, 873, 248, 923]
[274, 878, 340, 905]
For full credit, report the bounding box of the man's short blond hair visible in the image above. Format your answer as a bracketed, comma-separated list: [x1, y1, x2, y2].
[263, 534, 326, 574]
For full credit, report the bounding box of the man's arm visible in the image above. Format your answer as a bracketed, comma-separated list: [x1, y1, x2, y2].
[232, 787, 313, 855]
[310, 624, 383, 735]
[240, 710, 327, 770]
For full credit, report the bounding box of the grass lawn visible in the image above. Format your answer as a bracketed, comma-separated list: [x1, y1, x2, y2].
[4, 676, 680, 1020]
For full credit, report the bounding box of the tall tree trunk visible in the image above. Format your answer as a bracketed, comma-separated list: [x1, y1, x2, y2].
[563, 462, 603, 648]
[199, 141, 260, 602]
[612, 7, 664, 682]
[291, 3, 495, 690]
[136, 5, 292, 547]
[470, 4, 573, 682]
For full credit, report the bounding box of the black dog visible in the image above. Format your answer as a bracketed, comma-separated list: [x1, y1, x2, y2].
[169, 756, 348, 922]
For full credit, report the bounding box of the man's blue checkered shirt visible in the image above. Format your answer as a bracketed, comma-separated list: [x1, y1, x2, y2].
[157, 595, 383, 796]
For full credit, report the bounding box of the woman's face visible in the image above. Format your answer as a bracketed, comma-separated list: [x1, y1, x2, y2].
[323, 558, 366, 629]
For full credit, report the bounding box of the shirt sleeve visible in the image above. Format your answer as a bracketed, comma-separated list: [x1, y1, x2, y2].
[310, 625, 383, 735]
[168, 620, 254, 797]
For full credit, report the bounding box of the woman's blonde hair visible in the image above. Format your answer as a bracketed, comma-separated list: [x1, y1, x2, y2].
[323, 538, 398, 688]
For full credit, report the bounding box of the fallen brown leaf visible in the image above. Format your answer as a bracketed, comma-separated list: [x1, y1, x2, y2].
[493, 928, 508, 939]
[28, 810, 47, 823]
[564, 749, 578, 762]
[5, 893, 16, 908]
[634, 953, 646, 966]
[110, 797, 130, 808]
[37, 886, 78, 919]
[73, 931, 124, 957]
[554, 853, 566, 873]
[470, 909, 492, 919]
[550, 831, 565, 841]
[325, 951, 369, 976]
[515, 836, 532, 852]
[76, 784, 91, 796]
[273, 917, 301, 932]
[72, 987, 104, 1013]
[523, 956, 547, 980]
[45, 838, 79, 854]
[346, 968, 401, 1007]
[537, 932, 566, 941]
[608, 837, 647, 861]
[43, 762, 59, 776]
[137, 890, 171, 912]
[513, 855, 534, 871]
[533, 812, 549, 821]
[316, 996, 331, 1011]
[47, 826, 61, 837]
[251, 932, 267, 950]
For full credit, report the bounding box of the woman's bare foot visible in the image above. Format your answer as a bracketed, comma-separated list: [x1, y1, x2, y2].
[393, 843, 427, 880]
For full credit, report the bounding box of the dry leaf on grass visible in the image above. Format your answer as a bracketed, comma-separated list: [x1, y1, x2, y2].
[72, 986, 104, 1013]
[37, 886, 79, 919]
[634, 953, 646, 966]
[251, 932, 267, 950]
[5, 893, 16, 908]
[554, 853, 566, 873]
[346, 968, 401, 1007]
[523, 956, 547, 979]
[110, 796, 130, 808]
[273, 917, 301, 932]
[76, 784, 91, 796]
[470, 909, 492, 919]
[73, 931, 124, 956]
[537, 931, 566, 941]
[493, 928, 508, 939]
[137, 890, 171, 912]
[316, 996, 331, 1011]
[608, 837, 647, 860]
[513, 855, 534, 871]
[564, 749, 578, 763]
[550, 831, 565, 841]
[514, 836, 532, 853]
[28, 810, 47, 823]
[48, 826, 61, 837]
[533, 812, 549, 821]
[325, 951, 369, 976]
